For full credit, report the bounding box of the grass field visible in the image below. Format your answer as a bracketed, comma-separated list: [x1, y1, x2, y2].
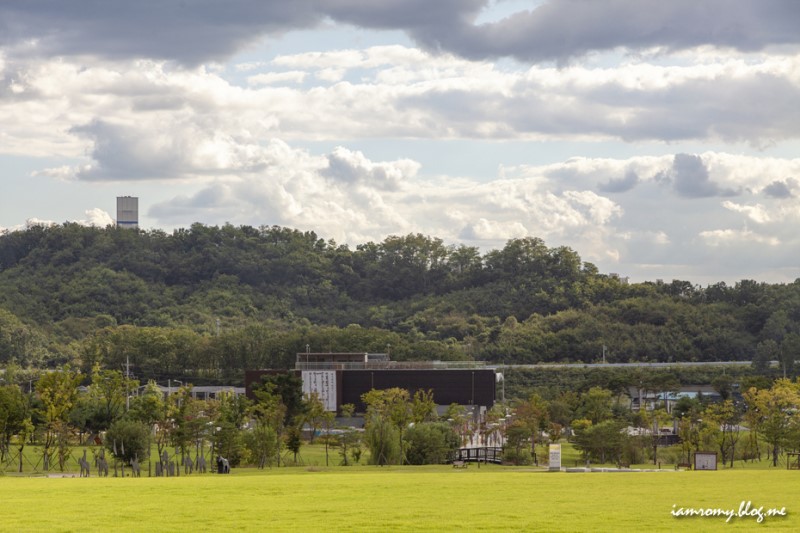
[0, 466, 797, 532]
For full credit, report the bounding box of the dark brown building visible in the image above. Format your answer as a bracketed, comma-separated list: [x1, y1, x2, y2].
[245, 352, 496, 413]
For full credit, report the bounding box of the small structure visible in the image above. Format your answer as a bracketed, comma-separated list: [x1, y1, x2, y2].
[693, 451, 718, 471]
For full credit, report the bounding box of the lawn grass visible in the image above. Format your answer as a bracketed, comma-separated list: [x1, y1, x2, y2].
[0, 467, 796, 531]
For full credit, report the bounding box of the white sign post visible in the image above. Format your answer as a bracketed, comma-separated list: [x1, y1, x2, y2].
[549, 444, 562, 471]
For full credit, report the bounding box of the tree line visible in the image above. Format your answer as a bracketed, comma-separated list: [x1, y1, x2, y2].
[0, 367, 462, 472]
[507, 377, 800, 469]
[2, 223, 800, 378]
[5, 365, 800, 472]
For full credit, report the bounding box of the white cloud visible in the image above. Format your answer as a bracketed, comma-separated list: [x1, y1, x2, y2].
[247, 71, 307, 86]
[461, 218, 529, 240]
[81, 208, 114, 227]
[699, 228, 780, 247]
[722, 201, 773, 224]
[323, 146, 419, 190]
[4, 48, 800, 170]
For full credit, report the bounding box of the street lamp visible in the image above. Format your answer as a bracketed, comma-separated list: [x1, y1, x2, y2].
[168, 379, 183, 397]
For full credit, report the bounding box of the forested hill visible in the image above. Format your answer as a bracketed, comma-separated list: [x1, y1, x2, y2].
[0, 223, 796, 377]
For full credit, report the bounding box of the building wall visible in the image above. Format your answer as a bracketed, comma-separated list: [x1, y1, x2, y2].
[245, 368, 496, 413]
[341, 369, 495, 412]
[116, 196, 138, 229]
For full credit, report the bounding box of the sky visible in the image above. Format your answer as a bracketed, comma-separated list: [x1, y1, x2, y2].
[1, 0, 800, 285]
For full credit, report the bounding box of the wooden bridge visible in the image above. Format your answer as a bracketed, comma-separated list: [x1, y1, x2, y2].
[455, 446, 503, 464]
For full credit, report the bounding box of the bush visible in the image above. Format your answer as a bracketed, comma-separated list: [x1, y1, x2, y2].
[243, 424, 279, 468]
[503, 448, 532, 466]
[404, 422, 460, 465]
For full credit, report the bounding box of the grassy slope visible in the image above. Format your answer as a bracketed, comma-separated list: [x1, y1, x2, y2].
[0, 468, 796, 532]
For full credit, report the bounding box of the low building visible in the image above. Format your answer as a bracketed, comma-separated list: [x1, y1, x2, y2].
[245, 352, 496, 414]
[136, 384, 246, 400]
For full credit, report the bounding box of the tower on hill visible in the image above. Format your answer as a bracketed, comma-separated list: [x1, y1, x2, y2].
[116, 196, 138, 229]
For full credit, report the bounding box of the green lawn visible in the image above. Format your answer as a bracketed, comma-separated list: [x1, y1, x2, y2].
[0, 467, 796, 531]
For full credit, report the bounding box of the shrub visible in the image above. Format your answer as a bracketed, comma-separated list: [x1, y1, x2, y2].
[405, 422, 460, 465]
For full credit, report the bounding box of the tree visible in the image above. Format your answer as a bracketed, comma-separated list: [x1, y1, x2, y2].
[213, 390, 250, 467]
[744, 380, 800, 467]
[411, 389, 437, 424]
[579, 387, 613, 424]
[105, 419, 150, 466]
[251, 385, 287, 468]
[405, 422, 460, 465]
[674, 396, 703, 464]
[711, 375, 734, 402]
[703, 400, 742, 467]
[571, 418, 626, 464]
[362, 388, 412, 465]
[254, 373, 305, 426]
[504, 419, 533, 465]
[364, 411, 401, 466]
[72, 366, 138, 442]
[244, 421, 279, 469]
[320, 411, 335, 467]
[753, 340, 778, 373]
[0, 384, 28, 462]
[0, 309, 47, 366]
[128, 380, 169, 461]
[337, 403, 360, 466]
[171, 387, 212, 468]
[646, 408, 671, 466]
[514, 393, 549, 465]
[36, 367, 82, 471]
[303, 392, 326, 444]
[285, 425, 303, 465]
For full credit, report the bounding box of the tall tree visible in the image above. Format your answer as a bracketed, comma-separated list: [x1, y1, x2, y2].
[744, 380, 800, 467]
[36, 367, 82, 470]
[362, 388, 411, 465]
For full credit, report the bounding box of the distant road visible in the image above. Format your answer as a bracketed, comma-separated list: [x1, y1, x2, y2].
[492, 361, 754, 370]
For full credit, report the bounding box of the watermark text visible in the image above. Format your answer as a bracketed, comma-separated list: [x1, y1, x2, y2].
[671, 501, 787, 523]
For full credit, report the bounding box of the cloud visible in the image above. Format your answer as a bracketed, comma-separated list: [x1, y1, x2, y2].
[144, 142, 625, 262]
[6, 51, 800, 168]
[411, 0, 800, 64]
[459, 218, 528, 240]
[668, 153, 740, 198]
[247, 71, 307, 86]
[323, 147, 419, 190]
[0, 1, 324, 66]
[699, 227, 780, 247]
[81, 208, 114, 227]
[2, 1, 799, 66]
[762, 178, 796, 198]
[598, 170, 639, 193]
[721, 201, 773, 224]
[0, 211, 112, 233]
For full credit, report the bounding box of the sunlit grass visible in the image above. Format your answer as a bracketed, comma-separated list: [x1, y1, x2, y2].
[0, 467, 796, 531]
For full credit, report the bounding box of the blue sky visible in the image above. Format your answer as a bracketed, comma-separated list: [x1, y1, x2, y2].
[2, 0, 800, 285]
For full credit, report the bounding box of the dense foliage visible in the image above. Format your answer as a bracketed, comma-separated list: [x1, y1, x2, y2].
[1, 223, 799, 384]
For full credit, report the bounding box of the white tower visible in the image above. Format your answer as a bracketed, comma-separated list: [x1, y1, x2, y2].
[116, 196, 139, 229]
